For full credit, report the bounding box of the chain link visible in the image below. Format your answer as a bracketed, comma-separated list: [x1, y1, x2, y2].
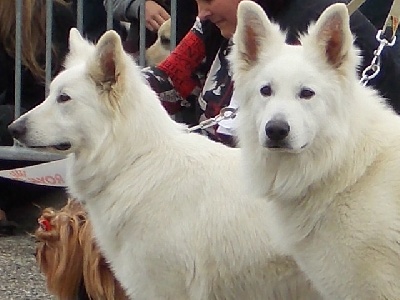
[187, 29, 397, 132]
[187, 107, 238, 132]
[360, 30, 397, 86]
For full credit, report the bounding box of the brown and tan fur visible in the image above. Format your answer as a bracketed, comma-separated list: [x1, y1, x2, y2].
[35, 199, 128, 300]
[0, 0, 69, 81]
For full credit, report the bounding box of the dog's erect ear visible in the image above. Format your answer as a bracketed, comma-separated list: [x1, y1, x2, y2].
[65, 28, 94, 68]
[89, 30, 125, 90]
[231, 0, 284, 71]
[307, 3, 352, 68]
[69, 28, 86, 52]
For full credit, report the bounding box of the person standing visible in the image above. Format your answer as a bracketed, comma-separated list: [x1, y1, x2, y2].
[142, 0, 400, 147]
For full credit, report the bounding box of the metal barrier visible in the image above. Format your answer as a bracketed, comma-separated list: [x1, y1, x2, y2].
[0, 0, 176, 162]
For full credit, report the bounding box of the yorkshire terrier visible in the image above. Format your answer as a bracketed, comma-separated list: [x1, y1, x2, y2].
[35, 199, 128, 300]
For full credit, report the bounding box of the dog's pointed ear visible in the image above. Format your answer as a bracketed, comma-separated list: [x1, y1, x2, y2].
[306, 3, 353, 68]
[89, 30, 125, 90]
[65, 28, 94, 68]
[69, 28, 86, 52]
[231, 0, 284, 71]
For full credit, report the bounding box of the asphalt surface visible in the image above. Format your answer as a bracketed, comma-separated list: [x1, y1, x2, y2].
[0, 183, 67, 300]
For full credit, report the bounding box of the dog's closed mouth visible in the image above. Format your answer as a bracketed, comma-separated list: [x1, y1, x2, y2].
[265, 141, 289, 150]
[265, 141, 308, 152]
[31, 142, 72, 151]
[54, 143, 72, 151]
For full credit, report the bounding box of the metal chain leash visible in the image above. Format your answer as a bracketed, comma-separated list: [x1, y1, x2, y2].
[187, 30, 395, 133]
[360, 30, 397, 86]
[187, 107, 238, 132]
[187, 2, 400, 132]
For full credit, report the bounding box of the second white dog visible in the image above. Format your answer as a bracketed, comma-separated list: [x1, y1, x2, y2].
[230, 1, 400, 299]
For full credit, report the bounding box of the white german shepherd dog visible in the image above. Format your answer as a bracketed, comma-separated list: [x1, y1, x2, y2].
[230, 1, 400, 299]
[8, 29, 321, 299]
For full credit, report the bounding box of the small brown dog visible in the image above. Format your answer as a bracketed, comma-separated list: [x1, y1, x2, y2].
[145, 18, 172, 66]
[35, 199, 128, 300]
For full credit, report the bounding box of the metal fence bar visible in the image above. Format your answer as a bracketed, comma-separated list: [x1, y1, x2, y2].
[106, 0, 113, 30]
[76, 0, 83, 33]
[139, 0, 146, 66]
[2, 0, 179, 161]
[14, 0, 22, 119]
[0, 147, 64, 161]
[170, 0, 177, 50]
[1, 0, 63, 161]
[45, 0, 53, 96]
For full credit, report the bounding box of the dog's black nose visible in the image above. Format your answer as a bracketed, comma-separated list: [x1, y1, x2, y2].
[265, 120, 290, 141]
[8, 119, 27, 140]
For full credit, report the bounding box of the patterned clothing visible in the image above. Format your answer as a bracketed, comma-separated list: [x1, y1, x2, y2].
[142, 18, 237, 147]
[142, 0, 400, 147]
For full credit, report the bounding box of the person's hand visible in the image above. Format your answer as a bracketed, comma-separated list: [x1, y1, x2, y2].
[145, 1, 170, 32]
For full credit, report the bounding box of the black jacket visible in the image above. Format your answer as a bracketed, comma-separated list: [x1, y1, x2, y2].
[260, 0, 400, 113]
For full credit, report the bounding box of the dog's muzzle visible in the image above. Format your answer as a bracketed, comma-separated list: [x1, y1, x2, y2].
[8, 119, 72, 151]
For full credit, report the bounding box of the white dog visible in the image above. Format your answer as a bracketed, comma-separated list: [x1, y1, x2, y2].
[8, 29, 321, 299]
[230, 1, 400, 299]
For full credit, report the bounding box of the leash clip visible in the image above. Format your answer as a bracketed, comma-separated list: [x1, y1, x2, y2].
[360, 30, 397, 86]
[187, 107, 238, 133]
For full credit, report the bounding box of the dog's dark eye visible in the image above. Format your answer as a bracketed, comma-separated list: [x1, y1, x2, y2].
[299, 88, 315, 99]
[160, 36, 170, 46]
[57, 93, 71, 103]
[260, 85, 272, 97]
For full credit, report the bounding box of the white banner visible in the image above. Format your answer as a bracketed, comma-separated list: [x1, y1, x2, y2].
[0, 158, 68, 187]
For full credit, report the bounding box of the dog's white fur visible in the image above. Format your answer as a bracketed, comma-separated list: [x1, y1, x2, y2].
[230, 1, 400, 299]
[9, 29, 321, 299]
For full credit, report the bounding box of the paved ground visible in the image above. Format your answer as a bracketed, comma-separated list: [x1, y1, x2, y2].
[0, 184, 67, 300]
[0, 234, 55, 299]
